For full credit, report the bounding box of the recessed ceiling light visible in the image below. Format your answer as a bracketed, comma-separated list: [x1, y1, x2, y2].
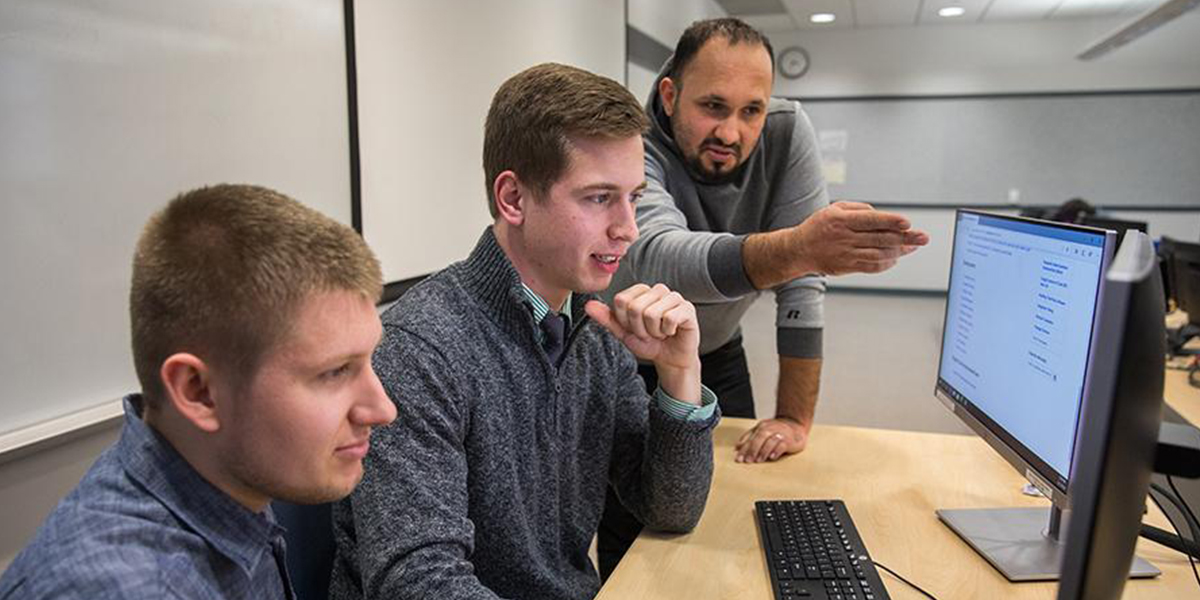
[938, 6, 966, 17]
[810, 13, 836, 24]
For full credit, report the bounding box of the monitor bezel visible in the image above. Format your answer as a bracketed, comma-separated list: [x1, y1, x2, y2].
[1056, 230, 1166, 599]
[934, 209, 1116, 509]
[1077, 215, 1148, 237]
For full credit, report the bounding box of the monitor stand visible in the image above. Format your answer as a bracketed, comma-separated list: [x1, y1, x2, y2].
[936, 505, 1160, 581]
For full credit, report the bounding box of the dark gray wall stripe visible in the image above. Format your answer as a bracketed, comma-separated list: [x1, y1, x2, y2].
[627, 25, 671, 73]
[793, 88, 1200, 103]
[343, 0, 362, 234]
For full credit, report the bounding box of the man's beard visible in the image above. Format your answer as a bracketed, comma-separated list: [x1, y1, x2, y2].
[684, 140, 746, 185]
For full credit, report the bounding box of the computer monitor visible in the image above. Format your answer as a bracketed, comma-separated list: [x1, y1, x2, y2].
[1160, 237, 1200, 328]
[1078, 215, 1148, 245]
[1159, 237, 1177, 313]
[1056, 230, 1166, 600]
[933, 211, 1158, 581]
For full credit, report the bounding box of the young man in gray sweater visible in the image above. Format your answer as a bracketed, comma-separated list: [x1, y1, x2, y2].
[328, 63, 719, 600]
[598, 17, 929, 580]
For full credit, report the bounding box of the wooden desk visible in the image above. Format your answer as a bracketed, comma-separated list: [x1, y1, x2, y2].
[597, 419, 1197, 600]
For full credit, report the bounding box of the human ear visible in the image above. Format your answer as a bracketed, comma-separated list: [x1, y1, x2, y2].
[493, 170, 527, 227]
[159, 353, 221, 433]
[659, 77, 679, 117]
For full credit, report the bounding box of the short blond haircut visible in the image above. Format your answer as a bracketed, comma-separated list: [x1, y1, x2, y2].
[130, 184, 382, 408]
[483, 63, 649, 217]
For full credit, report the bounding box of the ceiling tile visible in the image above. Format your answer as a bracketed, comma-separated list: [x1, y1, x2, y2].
[1051, 0, 1132, 19]
[781, 0, 854, 29]
[982, 0, 1061, 22]
[852, 0, 923, 27]
[740, 13, 802, 32]
[716, 0, 791, 16]
[1118, 0, 1164, 16]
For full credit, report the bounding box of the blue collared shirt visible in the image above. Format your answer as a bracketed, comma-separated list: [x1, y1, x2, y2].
[520, 284, 718, 421]
[0, 396, 294, 600]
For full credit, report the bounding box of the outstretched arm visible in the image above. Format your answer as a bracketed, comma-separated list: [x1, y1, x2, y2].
[744, 201, 929, 289]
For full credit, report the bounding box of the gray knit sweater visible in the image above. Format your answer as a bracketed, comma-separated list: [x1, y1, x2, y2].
[329, 228, 718, 600]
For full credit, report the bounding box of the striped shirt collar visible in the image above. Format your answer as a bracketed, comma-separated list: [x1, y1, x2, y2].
[520, 284, 572, 336]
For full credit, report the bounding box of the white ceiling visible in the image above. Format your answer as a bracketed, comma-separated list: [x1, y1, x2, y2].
[720, 0, 1167, 31]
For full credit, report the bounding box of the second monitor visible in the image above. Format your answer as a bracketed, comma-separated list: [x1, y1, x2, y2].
[932, 211, 1158, 581]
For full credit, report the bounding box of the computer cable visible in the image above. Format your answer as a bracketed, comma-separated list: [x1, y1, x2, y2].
[1147, 483, 1200, 557]
[1167, 475, 1200, 587]
[1166, 477, 1199, 542]
[1141, 523, 1200, 557]
[1153, 481, 1200, 547]
[872, 561, 939, 600]
[1148, 488, 1200, 589]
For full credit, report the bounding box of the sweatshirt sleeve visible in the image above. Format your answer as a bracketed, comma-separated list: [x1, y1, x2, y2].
[622, 145, 757, 303]
[331, 325, 506, 600]
[772, 103, 829, 359]
[606, 341, 718, 534]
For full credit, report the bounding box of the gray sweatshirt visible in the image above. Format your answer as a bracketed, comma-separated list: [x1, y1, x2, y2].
[329, 228, 717, 600]
[607, 62, 828, 358]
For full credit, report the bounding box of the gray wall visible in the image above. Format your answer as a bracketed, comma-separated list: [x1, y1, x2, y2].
[0, 424, 119, 569]
[357, 0, 626, 283]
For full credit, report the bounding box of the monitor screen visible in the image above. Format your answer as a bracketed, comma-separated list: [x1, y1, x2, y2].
[936, 211, 1112, 499]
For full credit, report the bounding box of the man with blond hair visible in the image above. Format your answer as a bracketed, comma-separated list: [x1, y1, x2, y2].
[0, 184, 396, 599]
[330, 63, 719, 600]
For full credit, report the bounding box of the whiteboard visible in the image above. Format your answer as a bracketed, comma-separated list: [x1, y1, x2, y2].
[355, 0, 626, 283]
[803, 92, 1200, 208]
[0, 0, 352, 444]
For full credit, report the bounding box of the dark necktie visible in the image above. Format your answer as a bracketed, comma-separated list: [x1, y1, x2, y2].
[540, 312, 568, 365]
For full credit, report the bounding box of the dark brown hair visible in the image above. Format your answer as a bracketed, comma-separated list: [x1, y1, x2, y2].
[669, 17, 775, 89]
[482, 63, 649, 216]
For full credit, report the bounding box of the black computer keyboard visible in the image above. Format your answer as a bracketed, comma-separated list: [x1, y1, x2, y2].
[755, 500, 891, 600]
